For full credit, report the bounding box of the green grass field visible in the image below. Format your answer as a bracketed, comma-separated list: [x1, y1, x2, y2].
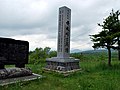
[1, 52, 120, 90]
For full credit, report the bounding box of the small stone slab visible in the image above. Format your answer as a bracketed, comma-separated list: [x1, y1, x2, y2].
[0, 73, 42, 86]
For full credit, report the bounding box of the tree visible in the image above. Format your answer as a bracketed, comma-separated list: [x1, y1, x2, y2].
[29, 47, 43, 63]
[90, 9, 120, 66]
[49, 51, 57, 58]
[43, 47, 51, 58]
[90, 30, 114, 66]
[98, 10, 120, 60]
[29, 47, 51, 64]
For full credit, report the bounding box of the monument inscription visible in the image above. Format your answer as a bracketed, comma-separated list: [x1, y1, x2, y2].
[45, 6, 80, 72]
[57, 6, 71, 57]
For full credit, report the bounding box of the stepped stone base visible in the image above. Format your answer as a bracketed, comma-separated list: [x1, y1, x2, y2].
[0, 73, 42, 86]
[0, 68, 43, 86]
[45, 57, 80, 72]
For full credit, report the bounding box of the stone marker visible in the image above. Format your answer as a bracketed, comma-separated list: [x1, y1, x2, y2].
[45, 6, 80, 72]
[0, 37, 42, 85]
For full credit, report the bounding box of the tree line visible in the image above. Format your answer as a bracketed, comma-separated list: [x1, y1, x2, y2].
[29, 47, 57, 64]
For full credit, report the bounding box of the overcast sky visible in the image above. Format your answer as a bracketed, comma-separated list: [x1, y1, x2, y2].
[0, 0, 120, 51]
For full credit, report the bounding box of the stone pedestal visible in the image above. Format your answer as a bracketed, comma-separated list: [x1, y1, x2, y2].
[45, 57, 80, 71]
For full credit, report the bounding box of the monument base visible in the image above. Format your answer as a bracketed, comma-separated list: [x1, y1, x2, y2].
[0, 68, 43, 86]
[0, 73, 43, 86]
[45, 57, 80, 72]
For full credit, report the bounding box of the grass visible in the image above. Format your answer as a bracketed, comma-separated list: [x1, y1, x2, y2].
[1, 52, 120, 90]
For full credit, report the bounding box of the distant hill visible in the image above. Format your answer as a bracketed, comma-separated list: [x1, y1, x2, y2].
[71, 49, 82, 53]
[71, 49, 117, 54]
[81, 50, 107, 54]
[82, 49, 117, 54]
[70, 49, 107, 53]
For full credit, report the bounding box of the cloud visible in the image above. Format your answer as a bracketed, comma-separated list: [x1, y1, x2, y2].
[9, 34, 57, 51]
[0, 0, 120, 51]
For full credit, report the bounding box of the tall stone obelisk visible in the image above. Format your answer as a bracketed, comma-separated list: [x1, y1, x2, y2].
[45, 6, 80, 72]
[57, 6, 71, 58]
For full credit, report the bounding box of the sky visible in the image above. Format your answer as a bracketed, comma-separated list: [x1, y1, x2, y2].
[0, 0, 120, 51]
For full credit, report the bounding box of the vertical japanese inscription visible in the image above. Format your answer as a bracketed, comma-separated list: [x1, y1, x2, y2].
[57, 6, 71, 58]
[58, 9, 64, 52]
[64, 9, 70, 53]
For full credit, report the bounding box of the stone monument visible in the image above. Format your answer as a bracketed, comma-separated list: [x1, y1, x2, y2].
[0, 37, 32, 79]
[45, 6, 80, 72]
[0, 37, 42, 85]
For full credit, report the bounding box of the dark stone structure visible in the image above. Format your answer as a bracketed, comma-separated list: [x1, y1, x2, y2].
[0, 37, 29, 69]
